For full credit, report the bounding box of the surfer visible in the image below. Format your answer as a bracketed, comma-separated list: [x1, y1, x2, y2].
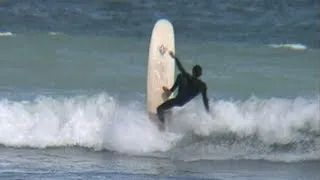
[156, 51, 210, 123]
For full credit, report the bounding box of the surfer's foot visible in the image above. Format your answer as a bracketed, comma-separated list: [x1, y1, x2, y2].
[159, 118, 165, 124]
[157, 112, 165, 123]
[158, 123, 165, 131]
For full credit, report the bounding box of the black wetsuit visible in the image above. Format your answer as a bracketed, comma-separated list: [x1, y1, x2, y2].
[156, 55, 209, 123]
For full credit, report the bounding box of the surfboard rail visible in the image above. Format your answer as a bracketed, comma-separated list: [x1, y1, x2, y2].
[146, 19, 175, 129]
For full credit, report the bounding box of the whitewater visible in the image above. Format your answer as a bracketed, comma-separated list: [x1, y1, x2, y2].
[0, 93, 318, 163]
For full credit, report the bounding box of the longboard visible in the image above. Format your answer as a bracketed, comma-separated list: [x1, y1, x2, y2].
[146, 19, 175, 130]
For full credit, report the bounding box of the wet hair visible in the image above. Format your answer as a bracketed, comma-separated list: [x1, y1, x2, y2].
[192, 65, 202, 77]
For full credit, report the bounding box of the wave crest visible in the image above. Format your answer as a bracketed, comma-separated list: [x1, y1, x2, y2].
[0, 94, 319, 162]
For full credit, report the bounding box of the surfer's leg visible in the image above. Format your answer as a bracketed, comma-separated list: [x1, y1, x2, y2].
[157, 98, 179, 122]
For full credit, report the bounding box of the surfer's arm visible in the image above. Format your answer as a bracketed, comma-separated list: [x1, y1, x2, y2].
[162, 74, 180, 95]
[201, 84, 210, 112]
[169, 74, 181, 92]
[169, 51, 187, 75]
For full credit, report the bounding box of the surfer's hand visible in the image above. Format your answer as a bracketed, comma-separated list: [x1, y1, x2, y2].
[162, 86, 171, 96]
[169, 51, 175, 58]
[162, 86, 170, 93]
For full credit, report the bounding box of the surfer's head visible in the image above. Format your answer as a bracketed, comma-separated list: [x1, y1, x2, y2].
[192, 65, 202, 77]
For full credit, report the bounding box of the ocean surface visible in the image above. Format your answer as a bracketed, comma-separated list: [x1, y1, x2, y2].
[0, 0, 319, 179]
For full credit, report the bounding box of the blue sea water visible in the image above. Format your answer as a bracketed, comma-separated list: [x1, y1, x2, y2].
[0, 0, 319, 179]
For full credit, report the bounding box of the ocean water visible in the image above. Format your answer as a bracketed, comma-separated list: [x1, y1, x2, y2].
[0, 0, 319, 179]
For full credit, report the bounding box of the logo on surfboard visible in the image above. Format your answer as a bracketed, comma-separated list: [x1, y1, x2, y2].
[159, 45, 167, 56]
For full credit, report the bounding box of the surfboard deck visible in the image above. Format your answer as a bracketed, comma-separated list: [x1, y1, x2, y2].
[146, 19, 175, 131]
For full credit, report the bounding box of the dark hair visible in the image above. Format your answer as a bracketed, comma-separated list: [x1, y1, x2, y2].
[192, 65, 202, 77]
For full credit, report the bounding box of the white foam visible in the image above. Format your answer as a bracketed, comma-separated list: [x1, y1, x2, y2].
[0, 94, 319, 161]
[0, 94, 180, 153]
[173, 97, 319, 144]
[0, 32, 14, 37]
[268, 43, 307, 50]
[167, 96, 319, 162]
[48, 32, 62, 36]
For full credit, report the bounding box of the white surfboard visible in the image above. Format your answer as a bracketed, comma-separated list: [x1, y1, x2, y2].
[147, 19, 175, 127]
